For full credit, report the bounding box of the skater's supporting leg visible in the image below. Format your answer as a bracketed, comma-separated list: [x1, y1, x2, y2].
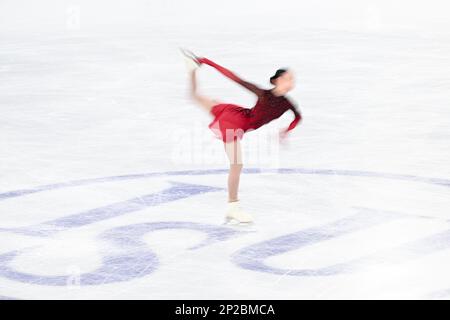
[225, 139, 243, 202]
[227, 164, 242, 202]
[190, 70, 220, 113]
[224, 139, 252, 223]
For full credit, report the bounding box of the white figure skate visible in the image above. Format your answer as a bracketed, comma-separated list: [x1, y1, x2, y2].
[225, 201, 253, 224]
[179, 48, 200, 72]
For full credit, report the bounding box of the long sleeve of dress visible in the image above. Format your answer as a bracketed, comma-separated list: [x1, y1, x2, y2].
[198, 57, 264, 97]
[284, 105, 302, 133]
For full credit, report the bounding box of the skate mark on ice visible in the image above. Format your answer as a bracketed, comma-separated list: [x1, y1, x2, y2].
[334, 227, 450, 275]
[1, 167, 448, 234]
[1, 181, 223, 237]
[231, 208, 402, 276]
[0, 170, 229, 201]
[0, 221, 242, 286]
[1, 167, 449, 202]
[232, 209, 450, 276]
[0, 247, 158, 286]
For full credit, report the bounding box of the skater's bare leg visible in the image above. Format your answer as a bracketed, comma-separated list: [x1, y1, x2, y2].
[225, 139, 243, 202]
[190, 70, 221, 113]
[224, 139, 252, 223]
[227, 165, 242, 202]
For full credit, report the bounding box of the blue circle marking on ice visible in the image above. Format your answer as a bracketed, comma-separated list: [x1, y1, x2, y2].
[0, 167, 448, 237]
[1, 167, 450, 202]
[0, 167, 449, 288]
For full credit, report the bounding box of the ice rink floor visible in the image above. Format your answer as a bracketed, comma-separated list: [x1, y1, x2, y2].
[1, 22, 450, 299]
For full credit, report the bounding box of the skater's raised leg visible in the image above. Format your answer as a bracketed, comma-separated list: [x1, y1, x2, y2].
[182, 49, 221, 113]
[189, 69, 220, 113]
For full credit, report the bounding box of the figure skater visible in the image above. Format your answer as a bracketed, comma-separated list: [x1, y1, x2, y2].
[181, 49, 301, 224]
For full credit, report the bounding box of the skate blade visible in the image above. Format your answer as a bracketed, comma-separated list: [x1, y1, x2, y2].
[179, 48, 200, 64]
[223, 217, 254, 226]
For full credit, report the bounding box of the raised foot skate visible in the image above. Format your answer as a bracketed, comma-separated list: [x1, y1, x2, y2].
[179, 48, 200, 72]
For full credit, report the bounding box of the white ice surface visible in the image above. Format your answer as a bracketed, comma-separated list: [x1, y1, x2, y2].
[1, 1, 450, 300]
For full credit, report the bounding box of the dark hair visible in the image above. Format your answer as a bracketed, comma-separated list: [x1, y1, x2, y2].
[270, 69, 288, 84]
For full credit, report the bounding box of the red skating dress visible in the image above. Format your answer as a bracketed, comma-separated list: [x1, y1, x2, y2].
[197, 58, 302, 143]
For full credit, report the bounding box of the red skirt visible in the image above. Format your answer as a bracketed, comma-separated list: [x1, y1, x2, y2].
[208, 103, 251, 143]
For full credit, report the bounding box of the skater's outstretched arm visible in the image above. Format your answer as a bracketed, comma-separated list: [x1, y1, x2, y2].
[198, 57, 264, 97]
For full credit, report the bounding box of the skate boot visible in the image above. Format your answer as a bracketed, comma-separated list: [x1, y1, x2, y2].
[180, 48, 200, 72]
[225, 201, 253, 224]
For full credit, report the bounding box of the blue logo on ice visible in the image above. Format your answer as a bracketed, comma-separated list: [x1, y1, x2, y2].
[0, 168, 449, 293]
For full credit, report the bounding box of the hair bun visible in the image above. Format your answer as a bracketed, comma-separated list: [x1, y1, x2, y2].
[270, 68, 287, 84]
